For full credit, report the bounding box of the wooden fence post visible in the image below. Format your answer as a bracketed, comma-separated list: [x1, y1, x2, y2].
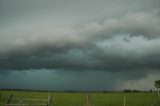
[19, 96, 23, 106]
[123, 96, 126, 106]
[86, 94, 92, 106]
[6, 94, 13, 104]
[47, 95, 51, 106]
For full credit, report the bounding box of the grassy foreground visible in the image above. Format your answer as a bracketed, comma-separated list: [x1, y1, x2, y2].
[0, 90, 159, 106]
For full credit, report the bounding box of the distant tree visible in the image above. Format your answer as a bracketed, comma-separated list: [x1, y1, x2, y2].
[102, 91, 108, 93]
[132, 90, 140, 92]
[149, 89, 152, 92]
[154, 80, 160, 97]
[123, 89, 132, 93]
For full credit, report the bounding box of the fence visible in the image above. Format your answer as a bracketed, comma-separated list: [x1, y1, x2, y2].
[85, 94, 159, 106]
[4, 94, 51, 106]
[2, 93, 159, 106]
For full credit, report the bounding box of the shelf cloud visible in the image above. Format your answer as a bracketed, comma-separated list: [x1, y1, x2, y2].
[0, 12, 160, 71]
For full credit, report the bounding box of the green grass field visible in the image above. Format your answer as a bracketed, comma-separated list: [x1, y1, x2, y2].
[0, 90, 159, 106]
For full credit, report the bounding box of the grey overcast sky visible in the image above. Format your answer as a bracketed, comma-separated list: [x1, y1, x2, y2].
[0, 0, 160, 91]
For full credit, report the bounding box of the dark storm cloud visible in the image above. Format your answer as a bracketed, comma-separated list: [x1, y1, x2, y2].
[0, 69, 119, 90]
[0, 0, 160, 71]
[0, 69, 159, 90]
[1, 13, 160, 71]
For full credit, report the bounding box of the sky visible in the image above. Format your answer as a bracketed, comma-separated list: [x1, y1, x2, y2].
[0, 0, 160, 91]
